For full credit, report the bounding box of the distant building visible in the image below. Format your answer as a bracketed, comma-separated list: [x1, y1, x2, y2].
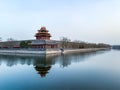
[112, 45, 120, 49]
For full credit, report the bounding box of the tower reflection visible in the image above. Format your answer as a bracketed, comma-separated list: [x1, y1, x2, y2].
[33, 55, 57, 77]
[35, 66, 51, 77]
[0, 54, 58, 77]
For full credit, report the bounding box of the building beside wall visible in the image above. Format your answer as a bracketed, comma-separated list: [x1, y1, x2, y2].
[30, 27, 58, 49]
[0, 27, 58, 50]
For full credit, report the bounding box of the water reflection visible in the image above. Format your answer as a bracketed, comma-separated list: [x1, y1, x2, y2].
[57, 51, 107, 67]
[35, 66, 51, 77]
[0, 50, 108, 77]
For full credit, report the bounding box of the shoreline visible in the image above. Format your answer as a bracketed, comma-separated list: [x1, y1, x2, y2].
[61, 48, 110, 54]
[0, 48, 110, 56]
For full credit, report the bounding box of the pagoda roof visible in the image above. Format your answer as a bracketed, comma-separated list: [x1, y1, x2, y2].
[35, 27, 51, 37]
[38, 27, 49, 32]
[35, 33, 51, 37]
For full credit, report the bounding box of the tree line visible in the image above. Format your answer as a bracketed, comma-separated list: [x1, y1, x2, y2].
[59, 37, 111, 49]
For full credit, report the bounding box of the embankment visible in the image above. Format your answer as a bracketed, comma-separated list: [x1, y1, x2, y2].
[61, 48, 110, 54]
[0, 48, 110, 56]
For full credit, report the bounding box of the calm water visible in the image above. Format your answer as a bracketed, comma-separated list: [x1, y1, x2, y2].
[0, 50, 120, 90]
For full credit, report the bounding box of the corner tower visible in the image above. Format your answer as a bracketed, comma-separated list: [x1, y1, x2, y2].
[35, 27, 51, 40]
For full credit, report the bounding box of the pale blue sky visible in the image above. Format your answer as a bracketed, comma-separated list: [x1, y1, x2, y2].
[0, 0, 120, 45]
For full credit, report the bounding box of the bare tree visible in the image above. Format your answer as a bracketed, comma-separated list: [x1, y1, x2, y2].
[60, 37, 71, 48]
[0, 37, 2, 41]
[7, 38, 15, 41]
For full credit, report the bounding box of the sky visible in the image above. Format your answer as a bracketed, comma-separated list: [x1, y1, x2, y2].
[0, 0, 120, 45]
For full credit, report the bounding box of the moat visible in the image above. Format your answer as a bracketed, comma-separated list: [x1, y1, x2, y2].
[0, 50, 120, 90]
